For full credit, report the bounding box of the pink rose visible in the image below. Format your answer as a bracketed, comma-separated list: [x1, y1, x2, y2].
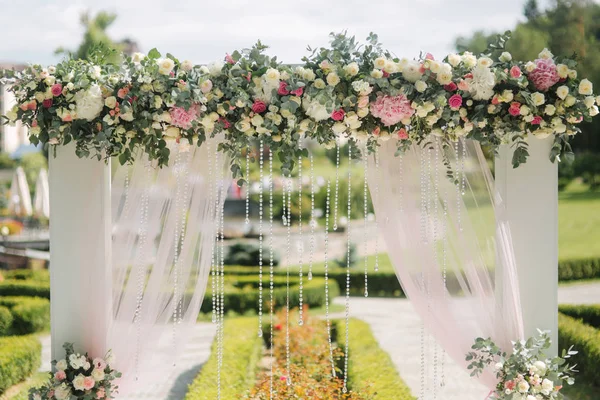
[219, 117, 231, 129]
[505, 380, 516, 390]
[27, 100, 37, 110]
[42, 99, 53, 108]
[382, 70, 390, 78]
[51, 84, 63, 97]
[510, 66, 522, 78]
[397, 128, 409, 140]
[83, 376, 96, 390]
[448, 94, 462, 110]
[62, 114, 73, 122]
[457, 80, 469, 91]
[372, 126, 381, 136]
[357, 96, 369, 109]
[509, 102, 521, 117]
[117, 88, 128, 99]
[425, 53, 434, 60]
[225, 53, 235, 65]
[93, 358, 107, 371]
[54, 370, 66, 381]
[31, 120, 38, 127]
[244, 72, 252, 82]
[331, 109, 345, 121]
[278, 81, 290, 96]
[252, 99, 267, 114]
[531, 116, 543, 125]
[444, 82, 457, 92]
[491, 96, 500, 105]
[290, 87, 303, 96]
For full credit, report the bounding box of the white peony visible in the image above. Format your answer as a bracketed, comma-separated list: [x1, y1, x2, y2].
[415, 80, 428, 93]
[477, 57, 493, 68]
[468, 65, 495, 100]
[556, 85, 569, 100]
[436, 69, 453, 85]
[75, 84, 104, 121]
[303, 97, 330, 121]
[517, 380, 530, 393]
[208, 61, 224, 77]
[579, 79, 593, 95]
[447, 53, 461, 67]
[157, 58, 175, 76]
[402, 61, 423, 82]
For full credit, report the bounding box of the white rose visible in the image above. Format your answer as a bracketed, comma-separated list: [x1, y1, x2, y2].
[520, 105, 531, 116]
[208, 61, 224, 77]
[436, 71, 453, 85]
[447, 53, 461, 67]
[526, 396, 536, 400]
[120, 111, 134, 122]
[591, 105, 599, 116]
[54, 384, 71, 400]
[370, 69, 383, 79]
[383, 60, 396, 73]
[499, 52, 512, 62]
[525, 61, 536, 73]
[200, 79, 213, 94]
[90, 65, 101, 79]
[374, 57, 387, 70]
[302, 69, 316, 81]
[428, 61, 441, 73]
[332, 122, 346, 134]
[556, 86, 569, 100]
[517, 380, 530, 393]
[539, 48, 554, 60]
[75, 85, 104, 121]
[357, 108, 369, 118]
[181, 60, 193, 72]
[415, 80, 428, 93]
[579, 79, 593, 95]
[344, 62, 359, 77]
[92, 368, 105, 381]
[541, 378, 553, 394]
[557, 64, 569, 79]
[531, 92, 545, 106]
[462, 52, 477, 68]
[313, 78, 326, 89]
[501, 90, 514, 103]
[73, 374, 86, 391]
[544, 105, 556, 116]
[44, 76, 56, 86]
[165, 126, 180, 138]
[477, 57, 493, 68]
[132, 52, 145, 63]
[565, 95, 576, 107]
[326, 72, 340, 86]
[105, 96, 117, 109]
[157, 58, 175, 76]
[265, 68, 280, 82]
[402, 61, 423, 82]
[584, 96, 596, 108]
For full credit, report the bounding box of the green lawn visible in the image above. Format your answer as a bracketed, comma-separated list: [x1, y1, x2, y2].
[558, 182, 600, 260]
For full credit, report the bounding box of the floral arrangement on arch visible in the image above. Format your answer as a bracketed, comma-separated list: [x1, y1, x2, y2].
[29, 342, 121, 400]
[466, 331, 577, 400]
[1, 31, 599, 178]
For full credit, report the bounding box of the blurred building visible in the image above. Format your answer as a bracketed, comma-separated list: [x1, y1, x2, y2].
[0, 63, 30, 155]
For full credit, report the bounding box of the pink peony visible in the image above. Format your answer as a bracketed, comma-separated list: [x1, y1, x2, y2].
[529, 58, 560, 91]
[278, 81, 290, 96]
[42, 99, 53, 108]
[370, 93, 415, 126]
[397, 128, 409, 140]
[170, 105, 200, 129]
[54, 370, 66, 381]
[51, 84, 63, 97]
[252, 99, 267, 114]
[83, 376, 96, 390]
[510, 66, 522, 78]
[331, 109, 345, 121]
[225, 53, 235, 65]
[448, 94, 462, 110]
[444, 82, 457, 92]
[531, 115, 543, 125]
[290, 87, 303, 96]
[509, 102, 521, 117]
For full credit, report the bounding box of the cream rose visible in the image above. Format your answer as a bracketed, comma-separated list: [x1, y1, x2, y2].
[344, 62, 359, 76]
[373, 57, 387, 70]
[579, 79, 593, 95]
[545, 105, 556, 116]
[157, 58, 175, 75]
[447, 53, 461, 67]
[370, 69, 383, 79]
[326, 72, 340, 86]
[556, 86, 569, 100]
[415, 80, 428, 93]
[181, 60, 193, 72]
[499, 52, 512, 62]
[313, 79, 326, 89]
[531, 92, 545, 106]
[73, 374, 86, 391]
[264, 68, 280, 82]
[105, 96, 117, 109]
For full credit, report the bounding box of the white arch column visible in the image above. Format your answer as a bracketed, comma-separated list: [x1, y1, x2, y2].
[48, 144, 112, 362]
[495, 135, 559, 353]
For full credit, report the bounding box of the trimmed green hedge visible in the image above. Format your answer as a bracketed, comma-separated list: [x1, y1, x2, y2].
[342, 318, 415, 399]
[199, 276, 339, 314]
[0, 335, 41, 394]
[559, 304, 600, 329]
[558, 258, 600, 281]
[0, 306, 12, 336]
[1, 269, 49, 282]
[0, 280, 50, 299]
[558, 313, 600, 385]
[0, 297, 50, 334]
[185, 317, 262, 400]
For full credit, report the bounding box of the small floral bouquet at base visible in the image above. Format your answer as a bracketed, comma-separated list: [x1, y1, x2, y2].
[466, 330, 577, 399]
[29, 342, 121, 400]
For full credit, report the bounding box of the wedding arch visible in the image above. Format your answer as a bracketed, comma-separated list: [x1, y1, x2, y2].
[1, 31, 594, 399]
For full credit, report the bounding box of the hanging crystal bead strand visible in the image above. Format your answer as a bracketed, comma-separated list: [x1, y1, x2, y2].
[211, 150, 221, 325]
[258, 140, 264, 337]
[245, 145, 250, 226]
[218, 161, 226, 400]
[323, 180, 336, 378]
[177, 153, 190, 328]
[297, 145, 304, 326]
[440, 154, 449, 390]
[432, 140, 440, 400]
[171, 150, 182, 366]
[333, 139, 340, 230]
[419, 147, 427, 400]
[268, 149, 275, 399]
[374, 147, 380, 272]
[454, 141, 463, 233]
[362, 145, 369, 297]
[342, 144, 352, 394]
[285, 175, 292, 386]
[308, 153, 315, 281]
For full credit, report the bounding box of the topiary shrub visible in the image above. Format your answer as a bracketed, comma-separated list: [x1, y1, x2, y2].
[0, 334, 41, 394]
[559, 304, 600, 329]
[0, 306, 13, 336]
[224, 241, 280, 267]
[0, 297, 50, 334]
[558, 313, 600, 386]
[0, 280, 50, 299]
[2, 269, 49, 282]
[558, 258, 600, 281]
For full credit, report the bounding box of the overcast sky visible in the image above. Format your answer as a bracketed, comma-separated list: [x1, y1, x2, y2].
[1, 0, 557, 66]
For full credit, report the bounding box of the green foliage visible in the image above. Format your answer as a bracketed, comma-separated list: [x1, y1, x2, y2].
[344, 318, 415, 399]
[199, 276, 339, 314]
[0, 334, 41, 394]
[558, 258, 600, 281]
[224, 241, 280, 267]
[572, 153, 600, 190]
[184, 317, 262, 400]
[0, 280, 50, 299]
[558, 313, 600, 386]
[0, 153, 16, 169]
[2, 269, 49, 282]
[335, 242, 359, 269]
[0, 306, 13, 336]
[559, 304, 600, 329]
[0, 296, 50, 334]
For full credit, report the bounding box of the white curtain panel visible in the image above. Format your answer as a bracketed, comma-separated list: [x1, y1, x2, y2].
[108, 136, 229, 393]
[368, 139, 524, 391]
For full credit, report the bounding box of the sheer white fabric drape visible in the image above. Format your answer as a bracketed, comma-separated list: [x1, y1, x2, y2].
[108, 136, 229, 394]
[368, 139, 524, 390]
